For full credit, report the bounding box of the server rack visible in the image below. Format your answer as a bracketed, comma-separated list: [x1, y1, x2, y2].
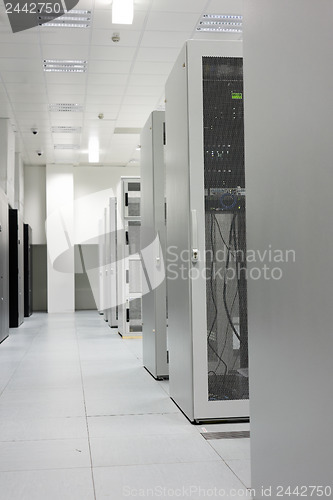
[103, 206, 110, 323]
[0, 191, 9, 343]
[23, 224, 33, 317]
[98, 218, 105, 315]
[9, 208, 24, 328]
[165, 40, 249, 422]
[117, 177, 142, 338]
[107, 197, 118, 327]
[141, 111, 168, 379]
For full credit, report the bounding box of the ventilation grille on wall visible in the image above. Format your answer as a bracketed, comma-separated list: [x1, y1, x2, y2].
[54, 144, 80, 150]
[44, 60, 87, 73]
[39, 10, 92, 28]
[197, 14, 243, 33]
[49, 103, 84, 112]
[51, 126, 82, 134]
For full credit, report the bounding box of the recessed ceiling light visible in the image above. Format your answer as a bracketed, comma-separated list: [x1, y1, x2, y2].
[54, 144, 80, 150]
[112, 0, 133, 25]
[49, 103, 84, 112]
[51, 126, 82, 133]
[39, 10, 92, 28]
[89, 137, 99, 163]
[197, 14, 243, 33]
[43, 59, 87, 73]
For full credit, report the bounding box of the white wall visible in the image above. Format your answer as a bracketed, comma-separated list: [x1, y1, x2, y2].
[0, 119, 15, 206]
[14, 153, 24, 214]
[46, 165, 75, 313]
[24, 166, 46, 244]
[244, 1, 333, 496]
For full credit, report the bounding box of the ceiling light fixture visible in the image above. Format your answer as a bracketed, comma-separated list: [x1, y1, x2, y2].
[39, 10, 92, 28]
[49, 103, 84, 112]
[43, 59, 87, 73]
[196, 14, 243, 33]
[112, 0, 134, 25]
[54, 144, 80, 150]
[51, 126, 82, 133]
[89, 137, 99, 163]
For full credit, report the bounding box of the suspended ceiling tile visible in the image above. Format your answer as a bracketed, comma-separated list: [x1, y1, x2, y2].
[41, 44, 90, 60]
[47, 84, 86, 95]
[146, 11, 200, 32]
[136, 46, 180, 62]
[0, 71, 45, 83]
[127, 74, 168, 86]
[3, 82, 46, 94]
[86, 84, 125, 96]
[126, 85, 162, 97]
[207, 0, 243, 13]
[132, 60, 173, 75]
[0, 58, 42, 72]
[89, 46, 136, 61]
[87, 73, 128, 86]
[0, 102, 11, 115]
[44, 72, 87, 84]
[16, 116, 51, 127]
[11, 102, 49, 112]
[0, 31, 40, 44]
[122, 95, 160, 106]
[0, 43, 41, 58]
[47, 93, 85, 104]
[86, 94, 123, 105]
[116, 113, 149, 128]
[50, 114, 84, 125]
[151, 0, 208, 13]
[95, 9, 147, 30]
[141, 30, 192, 48]
[40, 30, 91, 46]
[88, 60, 132, 74]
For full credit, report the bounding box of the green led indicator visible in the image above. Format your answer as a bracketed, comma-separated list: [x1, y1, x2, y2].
[232, 93, 243, 99]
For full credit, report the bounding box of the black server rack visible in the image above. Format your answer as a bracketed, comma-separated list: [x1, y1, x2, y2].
[9, 209, 24, 328]
[0, 192, 9, 343]
[24, 224, 33, 317]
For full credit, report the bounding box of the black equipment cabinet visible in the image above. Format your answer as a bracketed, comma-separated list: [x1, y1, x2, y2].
[9, 209, 24, 328]
[24, 224, 33, 317]
[0, 192, 9, 343]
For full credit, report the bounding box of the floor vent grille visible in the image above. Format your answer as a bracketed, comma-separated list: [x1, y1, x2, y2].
[201, 430, 250, 440]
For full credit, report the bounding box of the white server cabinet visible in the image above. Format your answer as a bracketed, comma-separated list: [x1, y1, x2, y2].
[106, 197, 118, 327]
[117, 177, 142, 338]
[98, 218, 104, 314]
[141, 111, 168, 379]
[103, 206, 110, 322]
[165, 40, 249, 422]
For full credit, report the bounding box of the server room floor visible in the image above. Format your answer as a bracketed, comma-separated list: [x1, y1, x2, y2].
[0, 312, 251, 499]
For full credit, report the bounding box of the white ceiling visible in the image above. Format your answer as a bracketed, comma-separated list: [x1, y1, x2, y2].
[0, 0, 243, 167]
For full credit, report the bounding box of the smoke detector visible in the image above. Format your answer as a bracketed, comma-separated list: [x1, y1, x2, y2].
[112, 33, 120, 43]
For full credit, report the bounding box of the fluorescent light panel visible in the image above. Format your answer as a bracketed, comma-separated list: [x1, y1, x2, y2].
[197, 14, 243, 33]
[49, 103, 84, 112]
[54, 144, 80, 150]
[51, 126, 82, 133]
[89, 137, 99, 163]
[112, 0, 133, 24]
[44, 59, 87, 73]
[39, 10, 91, 28]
